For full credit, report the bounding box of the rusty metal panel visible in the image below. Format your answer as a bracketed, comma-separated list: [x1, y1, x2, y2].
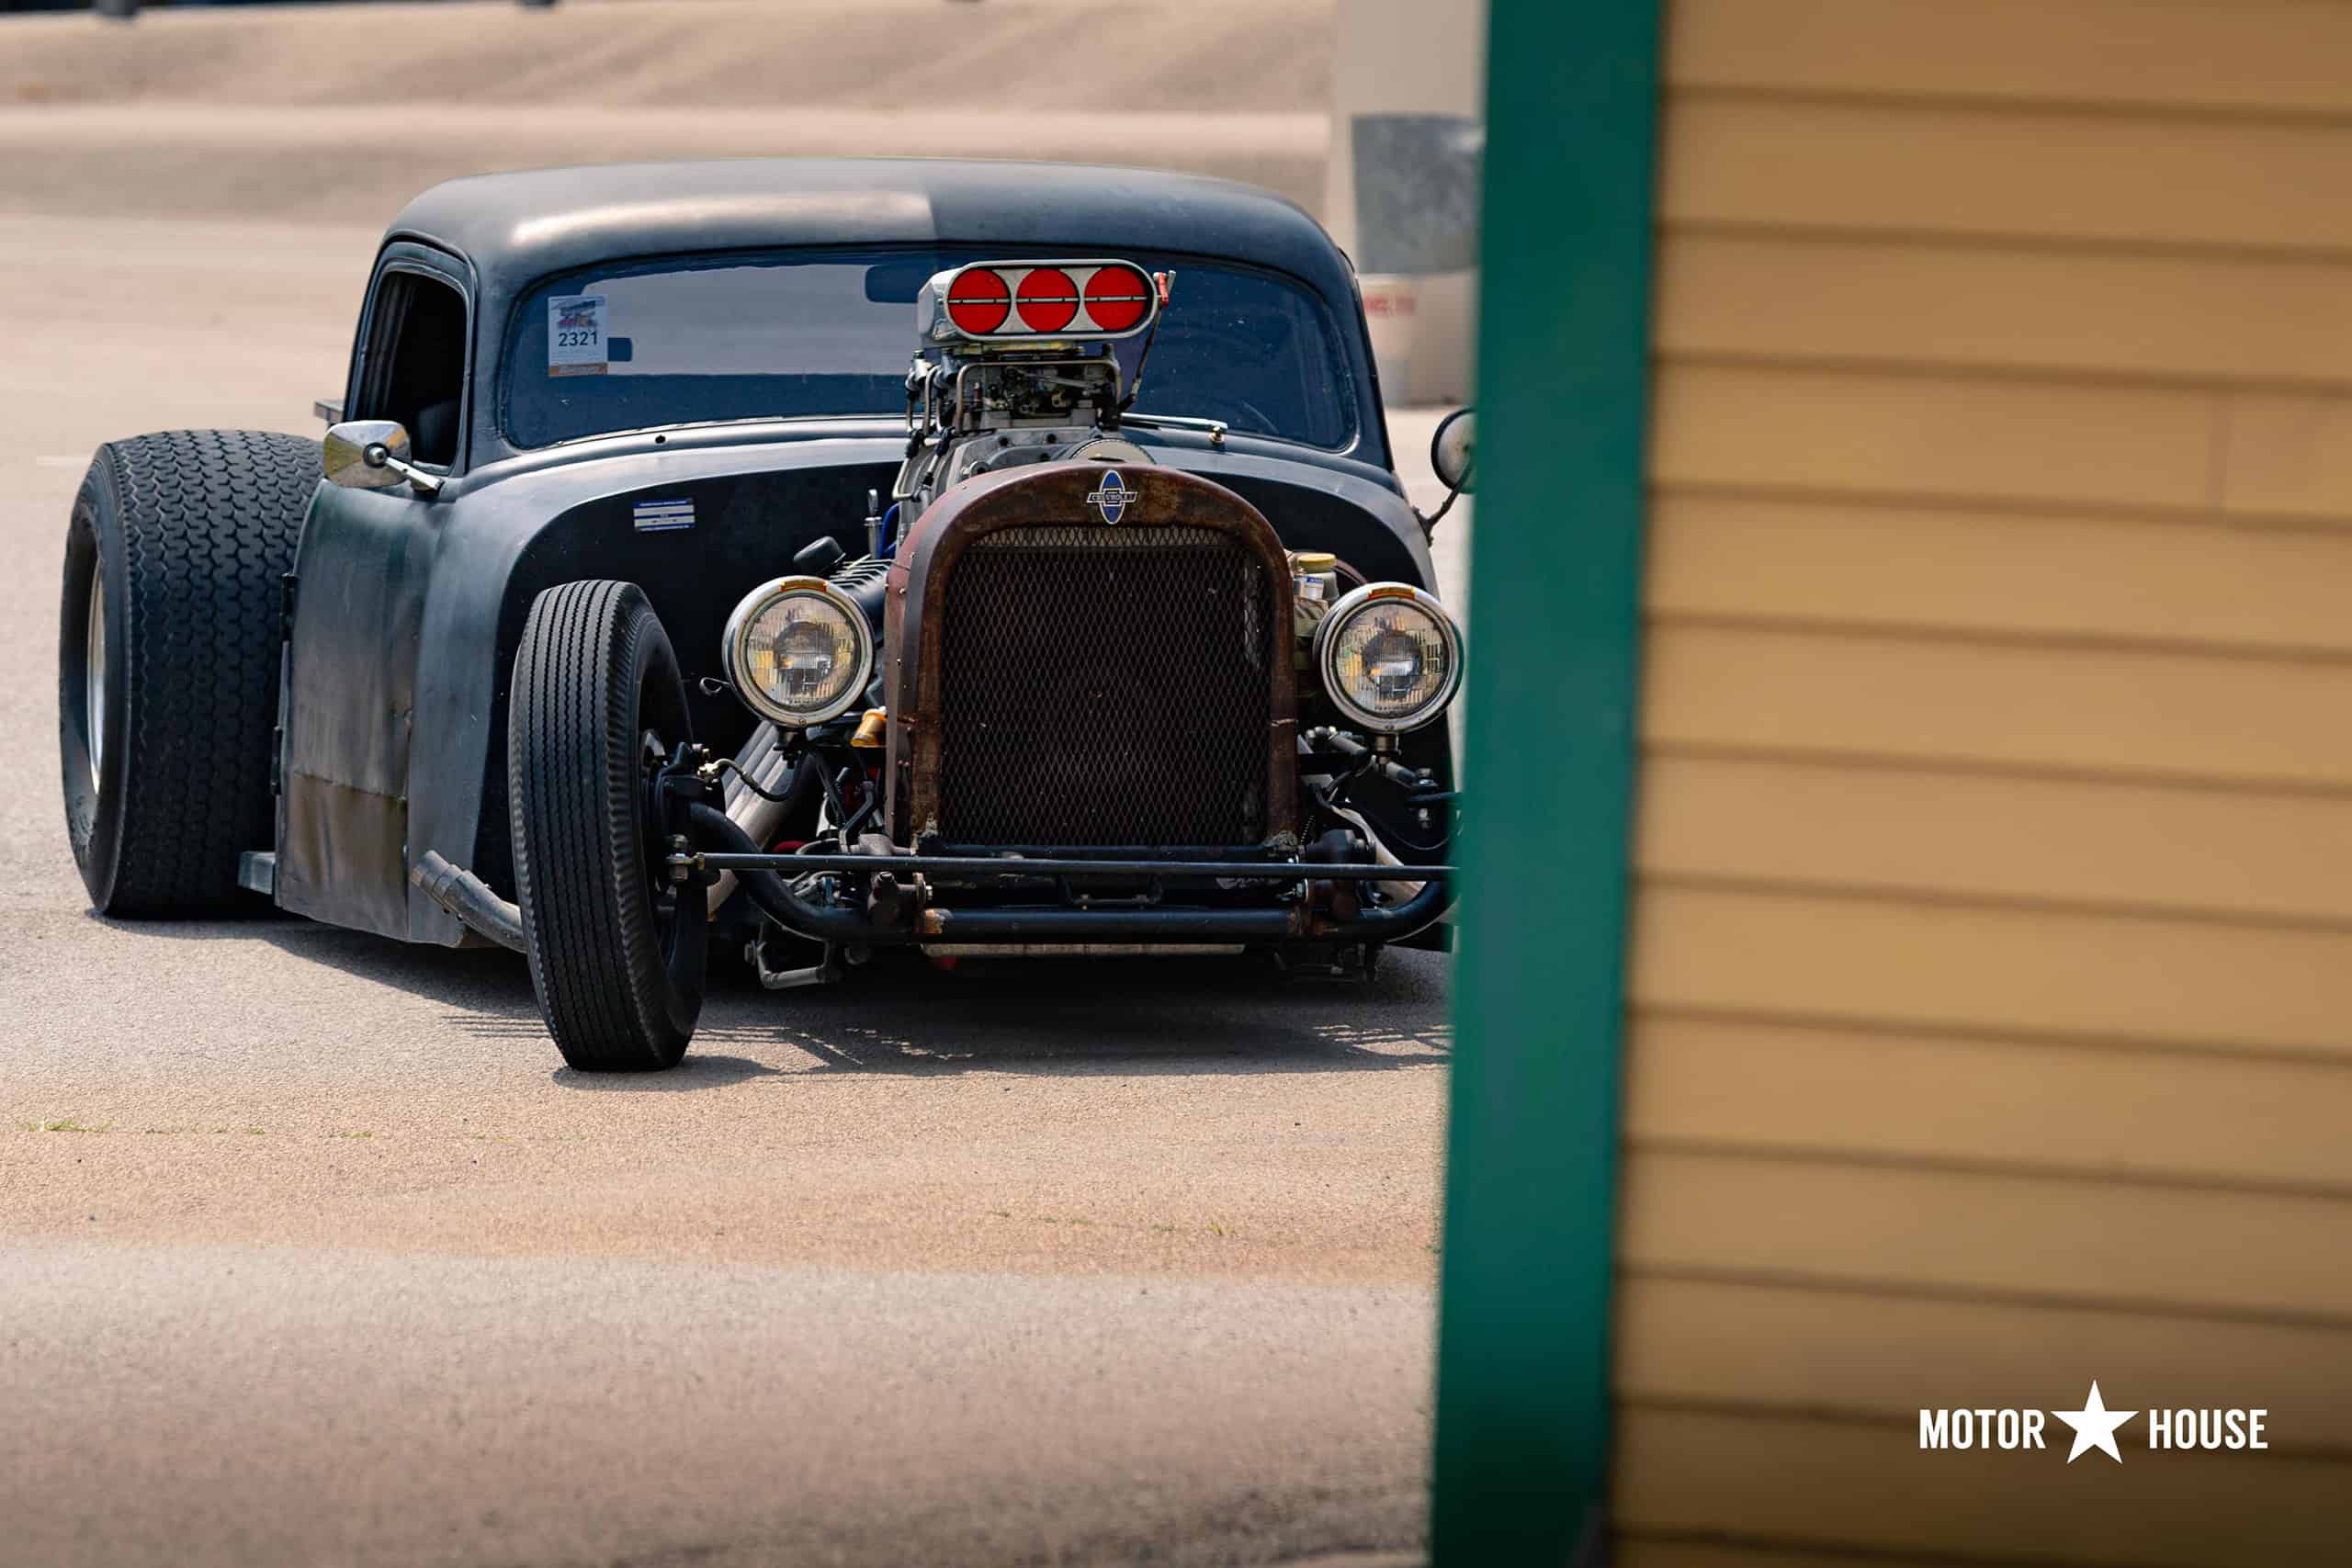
[885, 462, 1298, 847]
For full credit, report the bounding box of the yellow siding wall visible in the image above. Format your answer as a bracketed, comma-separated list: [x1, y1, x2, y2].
[1619, 3, 2352, 1560]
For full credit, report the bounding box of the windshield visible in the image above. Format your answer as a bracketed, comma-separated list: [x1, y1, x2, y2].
[503, 246, 1357, 451]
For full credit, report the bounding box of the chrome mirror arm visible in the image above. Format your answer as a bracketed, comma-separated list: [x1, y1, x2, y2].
[322, 418, 442, 498]
[365, 444, 444, 498]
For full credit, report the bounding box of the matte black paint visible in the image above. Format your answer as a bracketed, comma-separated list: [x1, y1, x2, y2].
[277, 160, 1444, 946]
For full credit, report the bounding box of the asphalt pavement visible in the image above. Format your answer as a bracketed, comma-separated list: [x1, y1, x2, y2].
[0, 186, 1467, 1564]
[0, 0, 1336, 224]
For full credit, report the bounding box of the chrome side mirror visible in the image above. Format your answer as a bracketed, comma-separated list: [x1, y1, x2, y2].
[322, 419, 441, 497]
[1430, 407, 1475, 496]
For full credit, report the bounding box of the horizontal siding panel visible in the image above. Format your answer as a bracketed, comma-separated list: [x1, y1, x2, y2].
[1647, 493, 2352, 652]
[1667, 0, 2352, 118]
[1665, 96, 2352, 253]
[1620, 1150, 2352, 1319]
[1637, 754, 2352, 925]
[1616, 1406, 2350, 1567]
[1644, 623, 2352, 791]
[1617, 1276, 2352, 1449]
[1630, 885, 2352, 1057]
[1635, 14, 2352, 1561]
[2223, 391, 2352, 522]
[1657, 231, 2352, 388]
[1649, 364, 2215, 511]
[1623, 1013, 2352, 1189]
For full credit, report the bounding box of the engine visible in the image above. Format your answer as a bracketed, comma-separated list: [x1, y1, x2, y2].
[890, 258, 1169, 524]
[698, 259, 1462, 975]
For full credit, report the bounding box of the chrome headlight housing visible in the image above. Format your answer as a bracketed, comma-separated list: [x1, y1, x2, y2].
[1313, 582, 1464, 734]
[720, 576, 874, 728]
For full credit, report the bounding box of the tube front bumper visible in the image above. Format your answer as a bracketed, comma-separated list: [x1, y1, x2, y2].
[684, 806, 1453, 947]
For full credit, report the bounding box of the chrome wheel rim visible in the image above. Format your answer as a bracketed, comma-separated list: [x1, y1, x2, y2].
[85, 564, 105, 793]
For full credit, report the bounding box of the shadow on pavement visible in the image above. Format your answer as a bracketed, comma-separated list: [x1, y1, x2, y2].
[109, 912, 539, 1015]
[119, 915, 1452, 1083]
[551, 1053, 786, 1092]
[544, 949, 1453, 1086]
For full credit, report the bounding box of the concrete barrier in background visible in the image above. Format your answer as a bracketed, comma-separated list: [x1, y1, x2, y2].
[1325, 0, 1486, 405]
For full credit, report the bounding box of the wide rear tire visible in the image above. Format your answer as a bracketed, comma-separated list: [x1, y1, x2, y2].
[508, 580, 705, 1072]
[58, 430, 321, 916]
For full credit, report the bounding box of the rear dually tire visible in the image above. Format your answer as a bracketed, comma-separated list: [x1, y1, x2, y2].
[58, 430, 320, 916]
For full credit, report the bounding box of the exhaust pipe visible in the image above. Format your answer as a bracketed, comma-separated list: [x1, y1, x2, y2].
[705, 723, 815, 916]
[411, 851, 526, 953]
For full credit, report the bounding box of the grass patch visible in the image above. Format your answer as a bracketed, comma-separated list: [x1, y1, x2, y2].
[28, 1118, 112, 1134]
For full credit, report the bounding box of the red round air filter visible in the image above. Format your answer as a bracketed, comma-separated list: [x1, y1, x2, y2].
[1082, 265, 1152, 333]
[944, 267, 1011, 335]
[1015, 267, 1080, 333]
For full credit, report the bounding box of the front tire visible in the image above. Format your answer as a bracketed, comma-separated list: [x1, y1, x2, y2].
[59, 430, 321, 916]
[508, 581, 705, 1071]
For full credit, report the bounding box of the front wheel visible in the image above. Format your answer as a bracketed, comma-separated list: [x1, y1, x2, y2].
[507, 581, 705, 1071]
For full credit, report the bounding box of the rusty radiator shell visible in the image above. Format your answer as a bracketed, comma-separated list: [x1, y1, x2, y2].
[883, 462, 1299, 846]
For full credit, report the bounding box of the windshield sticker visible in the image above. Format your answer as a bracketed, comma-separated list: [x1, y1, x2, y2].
[548, 295, 609, 377]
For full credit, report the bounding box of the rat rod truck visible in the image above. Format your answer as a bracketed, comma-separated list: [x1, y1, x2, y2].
[59, 159, 1472, 1071]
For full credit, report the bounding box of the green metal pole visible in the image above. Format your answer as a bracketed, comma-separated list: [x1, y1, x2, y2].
[1430, 1, 1662, 1562]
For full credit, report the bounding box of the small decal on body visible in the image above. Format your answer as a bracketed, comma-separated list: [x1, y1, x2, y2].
[632, 497, 695, 533]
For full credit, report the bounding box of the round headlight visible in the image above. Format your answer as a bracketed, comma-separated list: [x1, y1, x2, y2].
[720, 576, 874, 728]
[1313, 582, 1464, 734]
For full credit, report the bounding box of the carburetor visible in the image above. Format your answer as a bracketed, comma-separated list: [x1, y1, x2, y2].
[891, 259, 1167, 522]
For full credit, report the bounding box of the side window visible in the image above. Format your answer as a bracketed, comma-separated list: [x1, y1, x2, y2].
[355, 268, 469, 468]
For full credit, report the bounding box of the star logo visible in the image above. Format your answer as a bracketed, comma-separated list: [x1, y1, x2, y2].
[2052, 1381, 2137, 1464]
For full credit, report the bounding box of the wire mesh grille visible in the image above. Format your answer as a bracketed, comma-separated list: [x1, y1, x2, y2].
[936, 525, 1274, 845]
